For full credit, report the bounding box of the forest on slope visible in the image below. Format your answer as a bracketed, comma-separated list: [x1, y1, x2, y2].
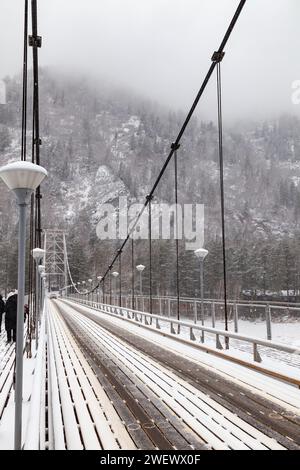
[1, 69, 300, 300]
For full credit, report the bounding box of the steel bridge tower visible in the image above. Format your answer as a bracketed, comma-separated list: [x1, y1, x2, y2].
[43, 229, 68, 291]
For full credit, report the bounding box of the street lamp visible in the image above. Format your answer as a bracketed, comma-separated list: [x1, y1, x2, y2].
[112, 272, 119, 305]
[97, 276, 102, 304]
[136, 264, 145, 294]
[88, 278, 93, 302]
[32, 248, 45, 349]
[194, 248, 208, 343]
[81, 281, 86, 303]
[0, 160, 47, 450]
[136, 264, 145, 310]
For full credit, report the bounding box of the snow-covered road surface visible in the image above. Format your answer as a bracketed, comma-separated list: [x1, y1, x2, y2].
[53, 299, 300, 450]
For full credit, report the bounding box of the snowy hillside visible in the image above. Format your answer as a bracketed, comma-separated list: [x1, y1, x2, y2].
[1, 69, 300, 300]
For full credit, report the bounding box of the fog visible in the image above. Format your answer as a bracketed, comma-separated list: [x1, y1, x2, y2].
[1, 0, 300, 121]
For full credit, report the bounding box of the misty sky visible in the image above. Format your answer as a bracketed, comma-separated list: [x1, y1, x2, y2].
[1, 0, 300, 121]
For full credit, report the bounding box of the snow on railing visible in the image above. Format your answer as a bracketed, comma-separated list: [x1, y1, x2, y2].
[64, 297, 300, 370]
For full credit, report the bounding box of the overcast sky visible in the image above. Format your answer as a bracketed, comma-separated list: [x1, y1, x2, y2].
[0, 0, 300, 121]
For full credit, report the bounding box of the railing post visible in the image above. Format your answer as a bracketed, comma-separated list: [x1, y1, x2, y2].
[211, 301, 216, 328]
[200, 303, 205, 344]
[190, 326, 196, 341]
[216, 334, 223, 350]
[253, 343, 262, 363]
[168, 298, 171, 318]
[234, 303, 238, 333]
[266, 304, 272, 340]
[194, 300, 197, 324]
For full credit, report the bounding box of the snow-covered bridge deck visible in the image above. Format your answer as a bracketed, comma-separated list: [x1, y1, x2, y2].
[0, 326, 39, 450]
[0, 329, 15, 421]
[47, 299, 300, 450]
[46, 300, 134, 450]
[0, 298, 300, 450]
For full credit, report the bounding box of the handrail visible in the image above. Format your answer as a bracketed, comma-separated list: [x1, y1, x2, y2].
[73, 292, 300, 342]
[63, 297, 300, 366]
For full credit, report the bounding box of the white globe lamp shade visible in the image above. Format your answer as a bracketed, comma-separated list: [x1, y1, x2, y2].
[32, 247, 45, 261]
[194, 248, 209, 260]
[136, 264, 145, 272]
[97, 276, 102, 280]
[38, 265, 45, 274]
[0, 161, 47, 191]
[112, 271, 119, 277]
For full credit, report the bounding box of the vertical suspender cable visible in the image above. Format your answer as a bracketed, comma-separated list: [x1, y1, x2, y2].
[109, 268, 112, 305]
[131, 239, 135, 310]
[148, 196, 153, 315]
[31, 0, 42, 248]
[216, 61, 229, 348]
[119, 251, 122, 307]
[20, 0, 32, 352]
[21, 0, 28, 162]
[173, 144, 180, 326]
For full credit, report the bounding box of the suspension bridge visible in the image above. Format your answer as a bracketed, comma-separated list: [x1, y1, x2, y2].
[0, 0, 300, 452]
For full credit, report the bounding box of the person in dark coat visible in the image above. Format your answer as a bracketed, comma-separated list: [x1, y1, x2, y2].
[24, 304, 29, 323]
[5, 291, 18, 343]
[0, 294, 5, 333]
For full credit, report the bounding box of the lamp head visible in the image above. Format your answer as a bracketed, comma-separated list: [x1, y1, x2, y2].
[136, 264, 145, 272]
[112, 271, 119, 277]
[0, 161, 47, 192]
[194, 248, 209, 260]
[38, 265, 45, 274]
[32, 247, 45, 261]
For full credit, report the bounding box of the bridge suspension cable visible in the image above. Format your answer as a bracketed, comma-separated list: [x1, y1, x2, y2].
[64, 1, 247, 320]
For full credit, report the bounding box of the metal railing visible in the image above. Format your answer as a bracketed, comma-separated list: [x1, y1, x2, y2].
[63, 296, 300, 367]
[67, 292, 300, 341]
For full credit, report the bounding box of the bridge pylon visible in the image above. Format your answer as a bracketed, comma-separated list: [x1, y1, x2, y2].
[43, 229, 68, 291]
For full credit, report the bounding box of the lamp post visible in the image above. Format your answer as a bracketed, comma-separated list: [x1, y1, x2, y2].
[32, 248, 45, 348]
[112, 272, 119, 305]
[136, 264, 145, 310]
[0, 160, 47, 450]
[97, 276, 102, 304]
[194, 248, 208, 343]
[88, 279, 92, 303]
